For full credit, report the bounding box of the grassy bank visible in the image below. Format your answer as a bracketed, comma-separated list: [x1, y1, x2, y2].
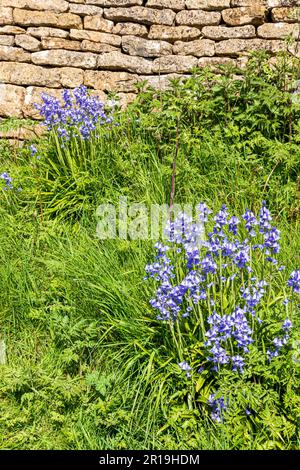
[0, 52, 299, 449]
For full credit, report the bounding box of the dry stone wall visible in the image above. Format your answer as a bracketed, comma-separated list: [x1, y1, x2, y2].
[0, 0, 299, 119]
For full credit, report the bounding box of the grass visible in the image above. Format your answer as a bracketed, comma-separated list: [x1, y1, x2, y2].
[0, 53, 300, 449]
[0, 216, 298, 450]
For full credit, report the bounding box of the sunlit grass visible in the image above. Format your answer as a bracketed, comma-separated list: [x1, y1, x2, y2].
[0, 53, 299, 449]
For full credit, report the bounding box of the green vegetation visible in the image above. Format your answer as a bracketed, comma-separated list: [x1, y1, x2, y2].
[0, 118, 35, 132]
[0, 52, 299, 450]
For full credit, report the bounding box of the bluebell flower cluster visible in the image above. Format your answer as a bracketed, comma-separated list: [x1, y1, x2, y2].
[198, 202, 212, 223]
[213, 204, 228, 234]
[146, 202, 285, 326]
[205, 307, 253, 372]
[35, 85, 112, 140]
[242, 208, 258, 237]
[207, 394, 228, 423]
[263, 227, 280, 255]
[259, 200, 272, 233]
[240, 280, 267, 314]
[30, 144, 37, 156]
[1, 172, 13, 190]
[146, 202, 298, 421]
[288, 270, 300, 293]
[29, 144, 41, 160]
[266, 317, 293, 360]
[178, 361, 192, 378]
[228, 216, 240, 235]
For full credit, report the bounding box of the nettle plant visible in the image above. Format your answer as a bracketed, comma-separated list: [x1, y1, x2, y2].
[145, 202, 300, 439]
